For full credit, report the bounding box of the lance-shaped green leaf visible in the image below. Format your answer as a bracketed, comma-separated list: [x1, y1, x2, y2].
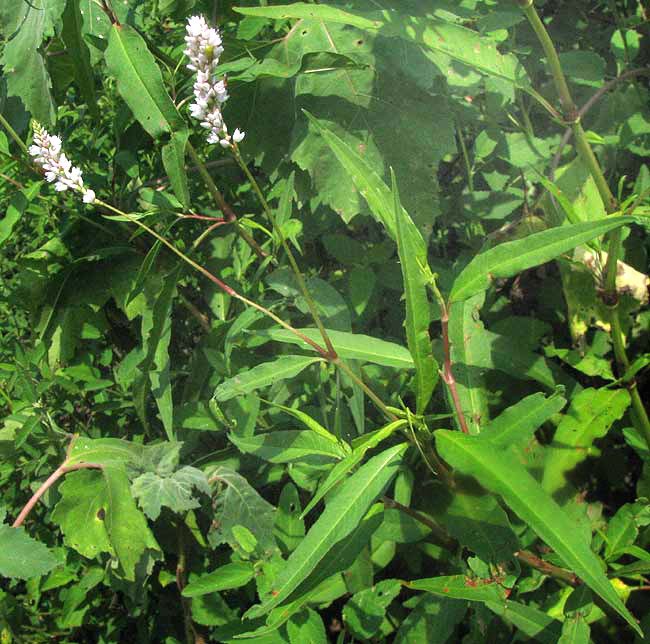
[228, 430, 348, 464]
[245, 443, 407, 618]
[0, 525, 60, 579]
[485, 600, 562, 643]
[449, 217, 635, 303]
[480, 389, 566, 449]
[105, 24, 184, 138]
[301, 420, 406, 518]
[214, 355, 324, 402]
[182, 562, 256, 597]
[392, 170, 438, 413]
[262, 328, 413, 369]
[162, 130, 190, 209]
[542, 388, 630, 498]
[435, 430, 640, 634]
[407, 574, 508, 602]
[66, 436, 144, 467]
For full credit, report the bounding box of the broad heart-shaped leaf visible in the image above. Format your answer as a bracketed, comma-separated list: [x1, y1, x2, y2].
[0, 0, 64, 124]
[392, 170, 438, 414]
[131, 466, 210, 521]
[228, 430, 348, 464]
[479, 390, 567, 449]
[485, 600, 562, 643]
[435, 431, 641, 634]
[105, 24, 184, 139]
[234, 5, 528, 89]
[182, 562, 256, 597]
[261, 328, 413, 369]
[214, 355, 324, 402]
[449, 217, 636, 302]
[407, 574, 508, 603]
[51, 466, 160, 581]
[209, 467, 278, 561]
[245, 443, 408, 618]
[0, 525, 59, 579]
[542, 388, 630, 499]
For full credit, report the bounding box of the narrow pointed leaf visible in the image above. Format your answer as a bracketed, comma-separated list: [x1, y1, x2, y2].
[407, 574, 508, 602]
[392, 170, 438, 413]
[162, 129, 190, 209]
[105, 24, 184, 138]
[449, 217, 635, 303]
[485, 600, 562, 643]
[245, 443, 408, 618]
[436, 430, 640, 634]
[214, 355, 324, 402]
[182, 562, 255, 597]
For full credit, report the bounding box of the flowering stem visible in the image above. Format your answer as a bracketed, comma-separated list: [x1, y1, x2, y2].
[186, 142, 268, 261]
[232, 146, 337, 359]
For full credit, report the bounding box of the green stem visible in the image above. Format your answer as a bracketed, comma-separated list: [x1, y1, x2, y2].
[520, 0, 650, 450]
[232, 146, 337, 359]
[456, 121, 473, 193]
[186, 142, 268, 262]
[95, 199, 329, 358]
[0, 112, 29, 155]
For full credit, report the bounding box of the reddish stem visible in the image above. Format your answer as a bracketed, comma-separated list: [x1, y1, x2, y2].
[440, 305, 470, 434]
[12, 462, 103, 528]
[180, 213, 227, 223]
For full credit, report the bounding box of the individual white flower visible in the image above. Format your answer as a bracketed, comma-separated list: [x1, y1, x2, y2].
[29, 123, 96, 204]
[184, 15, 244, 147]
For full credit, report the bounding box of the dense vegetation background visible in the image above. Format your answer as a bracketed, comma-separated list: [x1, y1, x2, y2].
[1, 0, 650, 642]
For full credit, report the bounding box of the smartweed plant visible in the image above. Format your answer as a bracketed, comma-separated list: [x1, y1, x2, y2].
[1, 1, 650, 641]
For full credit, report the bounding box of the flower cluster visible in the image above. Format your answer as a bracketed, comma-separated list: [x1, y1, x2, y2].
[184, 15, 244, 148]
[29, 123, 95, 204]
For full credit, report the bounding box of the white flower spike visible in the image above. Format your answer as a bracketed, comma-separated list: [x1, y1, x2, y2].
[29, 123, 96, 204]
[184, 15, 244, 148]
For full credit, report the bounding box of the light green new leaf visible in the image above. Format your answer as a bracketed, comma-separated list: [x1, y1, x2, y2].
[0, 525, 60, 579]
[51, 467, 160, 581]
[392, 170, 438, 414]
[214, 355, 324, 402]
[262, 328, 413, 369]
[485, 600, 562, 643]
[182, 562, 256, 597]
[105, 24, 184, 138]
[480, 389, 566, 449]
[542, 388, 630, 498]
[228, 430, 348, 464]
[301, 420, 406, 518]
[407, 574, 508, 602]
[449, 217, 635, 303]
[245, 443, 408, 618]
[435, 430, 640, 634]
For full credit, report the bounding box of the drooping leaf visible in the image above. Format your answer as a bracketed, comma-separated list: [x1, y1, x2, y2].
[0, 525, 60, 579]
[435, 430, 640, 634]
[51, 466, 160, 580]
[395, 595, 467, 644]
[262, 328, 413, 369]
[131, 466, 210, 520]
[214, 355, 324, 402]
[542, 388, 630, 499]
[449, 217, 636, 303]
[246, 443, 407, 617]
[105, 24, 184, 139]
[228, 430, 348, 464]
[392, 170, 438, 413]
[485, 600, 562, 643]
